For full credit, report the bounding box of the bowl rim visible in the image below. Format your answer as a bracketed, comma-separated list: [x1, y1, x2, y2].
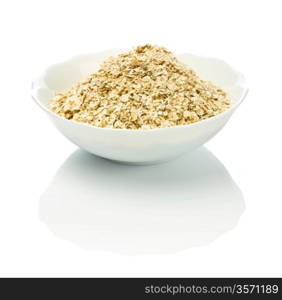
[31, 50, 248, 133]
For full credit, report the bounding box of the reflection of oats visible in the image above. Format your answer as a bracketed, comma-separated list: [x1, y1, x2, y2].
[51, 45, 230, 129]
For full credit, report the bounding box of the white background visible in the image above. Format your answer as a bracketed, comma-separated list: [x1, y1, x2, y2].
[0, 0, 281, 277]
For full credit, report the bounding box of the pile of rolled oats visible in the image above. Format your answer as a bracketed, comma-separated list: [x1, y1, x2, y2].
[51, 45, 230, 129]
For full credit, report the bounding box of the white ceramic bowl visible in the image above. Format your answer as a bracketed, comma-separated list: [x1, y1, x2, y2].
[32, 50, 248, 165]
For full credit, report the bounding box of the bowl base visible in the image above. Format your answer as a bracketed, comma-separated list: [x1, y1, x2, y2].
[106, 154, 184, 166]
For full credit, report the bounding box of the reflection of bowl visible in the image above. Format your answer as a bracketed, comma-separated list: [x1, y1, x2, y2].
[39, 148, 245, 255]
[32, 50, 248, 165]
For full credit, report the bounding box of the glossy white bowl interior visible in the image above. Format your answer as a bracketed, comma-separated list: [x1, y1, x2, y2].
[32, 50, 248, 164]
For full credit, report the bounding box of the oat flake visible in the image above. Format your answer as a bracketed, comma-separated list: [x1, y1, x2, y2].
[51, 45, 230, 129]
